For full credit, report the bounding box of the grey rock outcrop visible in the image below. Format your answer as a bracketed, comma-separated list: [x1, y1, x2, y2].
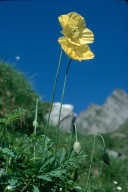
[45, 89, 128, 135]
[45, 102, 74, 132]
[76, 89, 128, 135]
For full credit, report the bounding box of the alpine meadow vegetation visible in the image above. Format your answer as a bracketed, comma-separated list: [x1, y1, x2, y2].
[0, 12, 128, 192]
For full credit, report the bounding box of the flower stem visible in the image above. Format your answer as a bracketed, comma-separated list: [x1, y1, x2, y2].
[86, 134, 106, 191]
[68, 126, 73, 160]
[96, 133, 106, 152]
[86, 135, 96, 191]
[68, 122, 78, 160]
[33, 98, 38, 163]
[43, 49, 62, 149]
[55, 59, 72, 154]
[74, 123, 78, 142]
[34, 98, 38, 135]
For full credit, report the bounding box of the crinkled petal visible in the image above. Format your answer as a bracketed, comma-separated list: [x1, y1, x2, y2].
[67, 12, 86, 30]
[58, 37, 94, 61]
[65, 37, 81, 46]
[59, 12, 86, 38]
[77, 43, 94, 60]
[58, 12, 95, 61]
[58, 11, 85, 32]
[66, 27, 94, 45]
[58, 15, 69, 29]
[80, 28, 94, 44]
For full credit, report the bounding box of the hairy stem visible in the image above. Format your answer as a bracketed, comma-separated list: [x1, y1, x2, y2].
[55, 59, 72, 154]
[43, 49, 62, 149]
[33, 98, 38, 163]
[86, 133, 106, 191]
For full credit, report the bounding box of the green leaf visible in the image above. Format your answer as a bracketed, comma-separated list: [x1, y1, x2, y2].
[0, 118, 6, 124]
[8, 178, 18, 186]
[3, 108, 25, 125]
[59, 148, 66, 164]
[49, 169, 66, 178]
[0, 147, 14, 157]
[37, 174, 52, 182]
[39, 156, 55, 172]
[33, 185, 40, 192]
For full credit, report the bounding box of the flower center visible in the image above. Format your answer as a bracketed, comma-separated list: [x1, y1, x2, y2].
[71, 27, 79, 38]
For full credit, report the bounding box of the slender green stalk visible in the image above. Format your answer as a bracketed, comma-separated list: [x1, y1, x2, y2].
[68, 129, 73, 160]
[55, 59, 72, 154]
[86, 135, 96, 191]
[43, 49, 62, 149]
[68, 122, 78, 160]
[33, 98, 38, 163]
[68, 120, 74, 160]
[96, 133, 106, 152]
[74, 123, 78, 142]
[33, 145, 36, 163]
[34, 99, 38, 135]
[5, 157, 9, 175]
[85, 133, 106, 191]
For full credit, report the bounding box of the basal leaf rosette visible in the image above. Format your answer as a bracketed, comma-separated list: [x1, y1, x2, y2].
[58, 12, 94, 61]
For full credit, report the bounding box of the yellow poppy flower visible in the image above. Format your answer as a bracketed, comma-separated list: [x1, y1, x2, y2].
[58, 12, 94, 46]
[58, 37, 94, 61]
[58, 12, 94, 61]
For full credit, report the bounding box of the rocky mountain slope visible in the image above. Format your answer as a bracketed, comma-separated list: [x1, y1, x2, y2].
[76, 89, 128, 135]
[46, 89, 128, 135]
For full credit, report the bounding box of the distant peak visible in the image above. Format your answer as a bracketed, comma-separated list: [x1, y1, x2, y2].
[112, 89, 127, 96]
[109, 89, 128, 103]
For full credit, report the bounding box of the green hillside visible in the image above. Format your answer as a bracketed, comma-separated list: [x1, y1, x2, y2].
[0, 60, 128, 192]
[0, 60, 49, 133]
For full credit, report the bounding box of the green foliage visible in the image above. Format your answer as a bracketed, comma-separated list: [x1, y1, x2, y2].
[0, 108, 25, 126]
[38, 125, 128, 191]
[0, 60, 49, 133]
[0, 134, 86, 191]
[0, 59, 128, 191]
[0, 109, 86, 192]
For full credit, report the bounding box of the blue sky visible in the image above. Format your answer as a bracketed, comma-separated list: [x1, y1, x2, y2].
[0, 0, 128, 114]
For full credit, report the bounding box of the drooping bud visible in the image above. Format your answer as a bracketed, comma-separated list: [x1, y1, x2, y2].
[103, 152, 110, 166]
[73, 141, 81, 154]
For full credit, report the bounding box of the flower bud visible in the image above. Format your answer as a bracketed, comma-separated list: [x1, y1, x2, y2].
[5, 185, 13, 191]
[73, 141, 81, 154]
[33, 120, 38, 127]
[113, 181, 118, 185]
[116, 186, 122, 191]
[103, 152, 110, 166]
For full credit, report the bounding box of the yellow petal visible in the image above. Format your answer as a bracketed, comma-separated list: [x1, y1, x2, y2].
[58, 12, 94, 48]
[59, 12, 86, 39]
[80, 28, 94, 44]
[67, 12, 86, 30]
[77, 44, 94, 60]
[58, 15, 69, 29]
[58, 37, 94, 61]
